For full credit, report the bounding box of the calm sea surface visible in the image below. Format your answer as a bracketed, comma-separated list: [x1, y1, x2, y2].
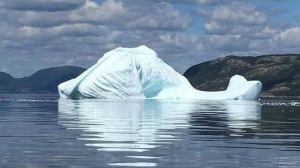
[1, 94, 300, 168]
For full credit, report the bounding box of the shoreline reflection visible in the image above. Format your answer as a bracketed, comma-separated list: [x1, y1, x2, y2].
[189, 101, 261, 138]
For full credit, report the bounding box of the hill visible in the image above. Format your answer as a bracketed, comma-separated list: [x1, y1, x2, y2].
[183, 54, 300, 97]
[0, 66, 86, 93]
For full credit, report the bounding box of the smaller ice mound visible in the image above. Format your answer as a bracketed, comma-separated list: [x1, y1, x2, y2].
[58, 46, 262, 100]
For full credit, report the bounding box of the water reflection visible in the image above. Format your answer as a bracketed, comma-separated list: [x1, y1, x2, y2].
[189, 101, 261, 138]
[58, 99, 262, 166]
[2, 95, 300, 167]
[58, 99, 193, 152]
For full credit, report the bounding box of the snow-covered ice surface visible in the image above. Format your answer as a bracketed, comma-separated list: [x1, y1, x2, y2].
[58, 46, 262, 100]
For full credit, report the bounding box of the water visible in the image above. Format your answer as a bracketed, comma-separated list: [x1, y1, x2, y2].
[1, 94, 300, 167]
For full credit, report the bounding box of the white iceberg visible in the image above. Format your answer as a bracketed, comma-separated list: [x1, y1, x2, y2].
[58, 46, 262, 100]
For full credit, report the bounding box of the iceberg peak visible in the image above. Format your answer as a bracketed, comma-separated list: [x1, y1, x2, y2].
[58, 46, 262, 100]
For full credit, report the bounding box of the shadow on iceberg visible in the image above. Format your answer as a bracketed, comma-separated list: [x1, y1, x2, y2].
[58, 46, 262, 100]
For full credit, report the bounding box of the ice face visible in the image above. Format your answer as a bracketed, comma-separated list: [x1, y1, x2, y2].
[58, 46, 262, 100]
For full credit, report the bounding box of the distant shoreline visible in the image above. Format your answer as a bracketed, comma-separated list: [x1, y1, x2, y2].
[0, 93, 299, 101]
[260, 96, 300, 100]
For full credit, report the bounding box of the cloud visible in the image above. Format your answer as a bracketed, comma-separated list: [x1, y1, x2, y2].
[209, 35, 249, 52]
[211, 3, 266, 25]
[0, 0, 195, 77]
[162, 0, 234, 5]
[123, 2, 190, 31]
[0, 0, 85, 11]
[201, 2, 267, 36]
[16, 1, 190, 31]
[264, 0, 288, 1]
[195, 1, 297, 56]
[197, 0, 234, 5]
[274, 27, 300, 48]
[17, 0, 126, 28]
[196, 1, 289, 56]
[20, 24, 108, 39]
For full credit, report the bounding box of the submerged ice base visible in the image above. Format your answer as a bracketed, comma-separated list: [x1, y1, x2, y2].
[58, 46, 262, 100]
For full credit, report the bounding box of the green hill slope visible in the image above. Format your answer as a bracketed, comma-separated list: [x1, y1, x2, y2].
[0, 66, 86, 93]
[183, 54, 300, 97]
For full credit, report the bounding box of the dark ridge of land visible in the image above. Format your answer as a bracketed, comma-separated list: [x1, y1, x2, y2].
[184, 54, 300, 97]
[0, 66, 86, 93]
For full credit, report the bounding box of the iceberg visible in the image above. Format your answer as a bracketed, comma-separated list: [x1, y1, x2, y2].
[58, 46, 262, 100]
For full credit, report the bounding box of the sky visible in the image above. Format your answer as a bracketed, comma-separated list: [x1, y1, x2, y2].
[0, 0, 300, 77]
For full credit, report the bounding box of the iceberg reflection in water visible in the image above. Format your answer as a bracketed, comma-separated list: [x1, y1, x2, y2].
[58, 99, 261, 167]
[58, 99, 192, 152]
